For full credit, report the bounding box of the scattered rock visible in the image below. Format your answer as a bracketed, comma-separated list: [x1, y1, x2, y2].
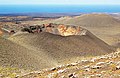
[91, 66, 102, 69]
[57, 69, 66, 73]
[50, 67, 57, 71]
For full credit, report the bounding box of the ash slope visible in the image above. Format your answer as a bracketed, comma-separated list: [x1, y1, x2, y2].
[9, 28, 114, 64]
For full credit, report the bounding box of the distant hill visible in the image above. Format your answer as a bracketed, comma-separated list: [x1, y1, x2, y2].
[52, 14, 120, 27]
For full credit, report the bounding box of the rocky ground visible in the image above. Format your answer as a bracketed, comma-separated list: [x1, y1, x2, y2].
[2, 50, 120, 78]
[17, 49, 120, 78]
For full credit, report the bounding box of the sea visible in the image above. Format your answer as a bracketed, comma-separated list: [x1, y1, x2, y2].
[0, 5, 120, 14]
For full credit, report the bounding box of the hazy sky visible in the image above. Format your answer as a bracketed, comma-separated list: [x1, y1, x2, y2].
[0, 0, 120, 5]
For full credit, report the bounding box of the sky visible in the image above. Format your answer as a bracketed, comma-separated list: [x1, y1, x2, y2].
[0, 0, 120, 5]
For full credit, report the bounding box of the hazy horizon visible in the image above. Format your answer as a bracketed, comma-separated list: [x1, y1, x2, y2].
[0, 5, 120, 14]
[0, 0, 120, 5]
[0, 0, 120, 13]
